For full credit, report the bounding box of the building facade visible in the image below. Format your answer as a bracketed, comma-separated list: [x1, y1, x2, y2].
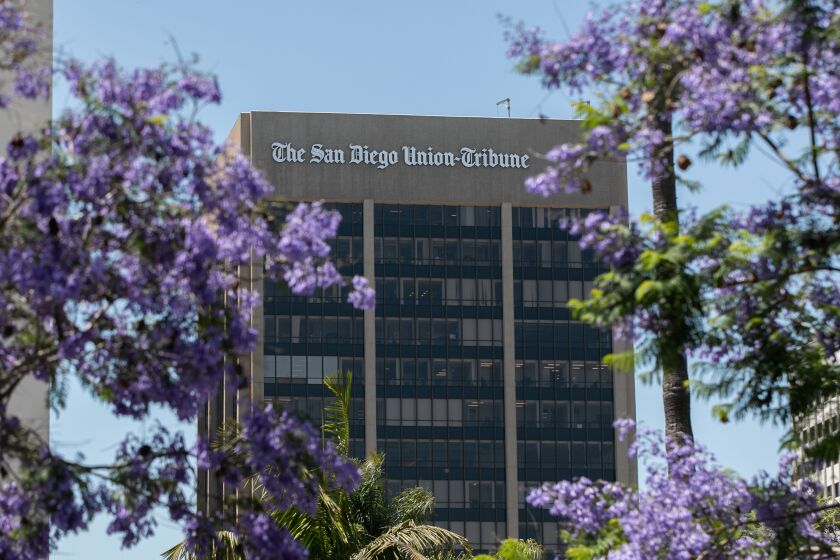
[199, 111, 637, 552]
[3, 0, 52, 460]
[797, 397, 840, 500]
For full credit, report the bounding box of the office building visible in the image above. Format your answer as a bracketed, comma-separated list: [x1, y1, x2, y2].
[199, 111, 636, 552]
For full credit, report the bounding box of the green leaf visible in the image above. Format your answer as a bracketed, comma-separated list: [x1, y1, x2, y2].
[712, 404, 732, 423]
[634, 280, 659, 303]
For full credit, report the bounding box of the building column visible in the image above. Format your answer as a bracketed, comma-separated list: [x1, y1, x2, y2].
[501, 202, 519, 539]
[363, 199, 377, 457]
[610, 205, 638, 486]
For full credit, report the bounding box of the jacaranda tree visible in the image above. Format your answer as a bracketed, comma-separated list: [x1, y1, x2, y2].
[503, 0, 839, 557]
[505, 0, 839, 452]
[0, 1, 374, 558]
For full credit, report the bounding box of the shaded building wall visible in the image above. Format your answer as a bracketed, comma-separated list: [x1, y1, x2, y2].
[3, 0, 52, 456]
[201, 111, 637, 552]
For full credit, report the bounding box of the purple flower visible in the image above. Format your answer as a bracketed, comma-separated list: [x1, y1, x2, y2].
[347, 275, 375, 309]
[0, 3, 371, 558]
[528, 424, 832, 558]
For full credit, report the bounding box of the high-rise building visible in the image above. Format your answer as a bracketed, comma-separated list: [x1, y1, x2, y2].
[199, 111, 637, 552]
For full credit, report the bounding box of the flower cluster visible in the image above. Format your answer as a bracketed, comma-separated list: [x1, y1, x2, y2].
[560, 209, 641, 270]
[525, 125, 628, 197]
[192, 405, 360, 559]
[505, 0, 840, 188]
[0, 0, 49, 108]
[528, 420, 834, 559]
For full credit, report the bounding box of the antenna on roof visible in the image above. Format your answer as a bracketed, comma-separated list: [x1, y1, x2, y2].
[496, 97, 511, 118]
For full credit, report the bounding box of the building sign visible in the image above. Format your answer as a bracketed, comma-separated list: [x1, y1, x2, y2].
[271, 141, 530, 170]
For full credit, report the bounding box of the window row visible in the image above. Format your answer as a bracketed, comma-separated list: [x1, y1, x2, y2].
[378, 440, 505, 471]
[265, 355, 361, 381]
[801, 414, 839, 445]
[513, 239, 588, 267]
[386, 480, 505, 509]
[427, 480, 506, 510]
[378, 397, 503, 427]
[514, 279, 590, 306]
[517, 401, 613, 429]
[512, 206, 589, 228]
[264, 280, 365, 304]
[375, 204, 502, 227]
[273, 396, 365, 428]
[377, 358, 503, 386]
[428, 519, 505, 552]
[376, 237, 501, 265]
[516, 360, 612, 388]
[265, 316, 365, 343]
[330, 236, 364, 265]
[376, 278, 501, 306]
[376, 318, 503, 346]
[517, 441, 615, 470]
[514, 322, 609, 349]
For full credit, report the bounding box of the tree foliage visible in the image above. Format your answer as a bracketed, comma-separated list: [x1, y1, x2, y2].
[164, 373, 469, 560]
[0, 1, 375, 558]
[505, 0, 840, 454]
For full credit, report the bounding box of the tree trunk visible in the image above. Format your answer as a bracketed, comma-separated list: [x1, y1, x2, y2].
[650, 115, 694, 442]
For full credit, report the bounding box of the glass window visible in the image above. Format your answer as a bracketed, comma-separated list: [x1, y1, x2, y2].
[568, 241, 582, 266]
[384, 279, 399, 301]
[402, 399, 416, 423]
[399, 239, 413, 263]
[521, 241, 537, 265]
[445, 240, 459, 264]
[432, 399, 446, 425]
[264, 355, 275, 379]
[462, 319, 477, 345]
[431, 239, 445, 262]
[386, 398, 400, 425]
[462, 239, 476, 264]
[417, 399, 431, 424]
[415, 238, 429, 262]
[277, 356, 291, 378]
[523, 280, 537, 307]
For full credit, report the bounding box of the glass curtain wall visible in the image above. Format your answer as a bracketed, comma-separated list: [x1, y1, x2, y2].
[263, 203, 367, 458]
[374, 204, 506, 552]
[512, 206, 616, 552]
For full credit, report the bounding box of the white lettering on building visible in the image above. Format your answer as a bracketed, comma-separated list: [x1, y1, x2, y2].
[271, 141, 529, 170]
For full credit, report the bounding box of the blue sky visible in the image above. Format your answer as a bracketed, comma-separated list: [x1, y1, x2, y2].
[50, 1, 787, 558]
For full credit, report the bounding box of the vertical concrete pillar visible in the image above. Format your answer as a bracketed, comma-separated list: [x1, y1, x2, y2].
[609, 205, 638, 486]
[363, 199, 377, 456]
[240, 247, 264, 418]
[501, 202, 519, 538]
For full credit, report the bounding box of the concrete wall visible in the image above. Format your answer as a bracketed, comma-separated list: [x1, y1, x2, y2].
[3, 0, 52, 450]
[240, 111, 628, 209]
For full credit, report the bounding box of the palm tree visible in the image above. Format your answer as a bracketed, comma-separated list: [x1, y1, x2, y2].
[471, 538, 543, 560]
[163, 371, 469, 560]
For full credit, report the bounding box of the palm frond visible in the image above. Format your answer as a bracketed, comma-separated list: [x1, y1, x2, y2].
[322, 370, 352, 455]
[348, 454, 390, 535]
[351, 521, 471, 560]
[390, 486, 435, 524]
[496, 538, 543, 560]
[161, 540, 189, 560]
[160, 531, 243, 560]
